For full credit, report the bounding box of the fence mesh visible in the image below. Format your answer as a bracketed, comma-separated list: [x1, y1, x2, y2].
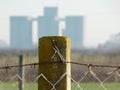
[0, 41, 120, 90]
[0, 60, 120, 90]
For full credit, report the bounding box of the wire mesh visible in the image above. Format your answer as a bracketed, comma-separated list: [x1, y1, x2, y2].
[0, 41, 120, 90]
[0, 60, 119, 90]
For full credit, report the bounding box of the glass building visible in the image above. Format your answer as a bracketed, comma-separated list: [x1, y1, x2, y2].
[64, 16, 84, 48]
[38, 7, 59, 38]
[44, 7, 58, 17]
[10, 7, 84, 49]
[10, 16, 33, 49]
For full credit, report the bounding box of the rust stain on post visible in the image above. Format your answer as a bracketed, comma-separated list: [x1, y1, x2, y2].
[38, 36, 71, 90]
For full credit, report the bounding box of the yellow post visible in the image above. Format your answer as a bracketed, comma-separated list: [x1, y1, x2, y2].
[38, 36, 71, 90]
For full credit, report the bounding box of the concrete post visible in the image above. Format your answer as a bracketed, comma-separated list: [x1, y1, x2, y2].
[38, 36, 71, 90]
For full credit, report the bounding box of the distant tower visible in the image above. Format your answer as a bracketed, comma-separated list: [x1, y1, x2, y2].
[64, 16, 84, 48]
[10, 16, 33, 49]
[37, 7, 59, 38]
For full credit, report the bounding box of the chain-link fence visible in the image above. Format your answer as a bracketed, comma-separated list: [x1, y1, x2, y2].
[0, 56, 120, 90]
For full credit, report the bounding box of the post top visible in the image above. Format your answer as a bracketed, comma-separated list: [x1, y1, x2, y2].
[39, 36, 70, 40]
[39, 36, 71, 42]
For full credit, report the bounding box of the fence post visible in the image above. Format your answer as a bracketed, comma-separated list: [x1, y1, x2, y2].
[19, 55, 25, 90]
[38, 36, 71, 90]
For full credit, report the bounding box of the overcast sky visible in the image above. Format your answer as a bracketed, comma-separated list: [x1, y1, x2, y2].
[0, 0, 120, 47]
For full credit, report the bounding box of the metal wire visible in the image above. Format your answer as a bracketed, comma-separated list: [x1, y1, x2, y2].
[0, 61, 120, 71]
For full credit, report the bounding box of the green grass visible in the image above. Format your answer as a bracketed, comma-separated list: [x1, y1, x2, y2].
[0, 82, 37, 90]
[0, 82, 120, 90]
[72, 82, 120, 90]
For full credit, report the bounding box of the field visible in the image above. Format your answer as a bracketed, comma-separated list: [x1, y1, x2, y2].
[0, 50, 120, 90]
[0, 82, 120, 90]
[72, 83, 120, 90]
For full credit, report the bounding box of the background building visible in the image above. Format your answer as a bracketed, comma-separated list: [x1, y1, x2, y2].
[38, 7, 59, 38]
[64, 16, 84, 48]
[10, 7, 84, 49]
[10, 16, 33, 49]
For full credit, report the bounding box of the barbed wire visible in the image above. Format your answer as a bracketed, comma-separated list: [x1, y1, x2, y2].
[0, 61, 120, 71]
[1, 61, 119, 90]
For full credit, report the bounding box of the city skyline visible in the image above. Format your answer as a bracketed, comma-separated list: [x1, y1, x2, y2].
[9, 7, 84, 49]
[0, 0, 120, 47]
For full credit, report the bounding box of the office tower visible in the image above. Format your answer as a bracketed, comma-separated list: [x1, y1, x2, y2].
[64, 16, 84, 48]
[10, 16, 33, 49]
[44, 7, 58, 17]
[38, 7, 59, 38]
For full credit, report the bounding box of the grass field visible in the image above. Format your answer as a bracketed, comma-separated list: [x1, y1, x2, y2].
[72, 83, 120, 90]
[0, 55, 120, 90]
[0, 82, 120, 90]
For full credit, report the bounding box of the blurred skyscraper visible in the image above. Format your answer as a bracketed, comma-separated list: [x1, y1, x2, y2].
[10, 7, 84, 49]
[64, 16, 84, 48]
[38, 7, 59, 38]
[10, 16, 33, 49]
